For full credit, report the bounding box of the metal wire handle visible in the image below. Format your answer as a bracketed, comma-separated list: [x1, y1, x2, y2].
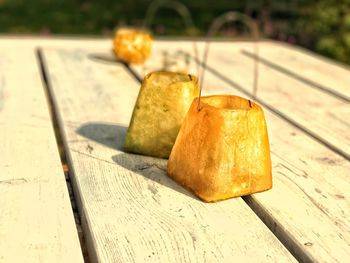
[143, 0, 200, 75]
[198, 11, 260, 111]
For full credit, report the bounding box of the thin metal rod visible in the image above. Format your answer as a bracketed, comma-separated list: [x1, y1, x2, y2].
[253, 40, 259, 100]
[198, 11, 260, 111]
[143, 0, 200, 75]
[198, 39, 211, 111]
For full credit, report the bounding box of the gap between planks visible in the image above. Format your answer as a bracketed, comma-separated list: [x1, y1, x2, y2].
[36, 48, 90, 263]
[242, 195, 314, 263]
[241, 50, 350, 103]
[129, 42, 350, 262]
[41, 47, 297, 263]
[125, 63, 315, 263]
[39, 42, 349, 262]
[36, 47, 155, 263]
[179, 51, 350, 161]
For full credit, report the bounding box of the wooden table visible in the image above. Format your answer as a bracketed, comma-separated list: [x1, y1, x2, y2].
[0, 36, 349, 263]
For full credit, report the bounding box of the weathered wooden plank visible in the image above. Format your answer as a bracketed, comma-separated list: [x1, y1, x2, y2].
[0, 48, 84, 262]
[0, 36, 110, 49]
[245, 41, 350, 101]
[211, 76, 350, 263]
[190, 41, 350, 160]
[42, 47, 296, 263]
[131, 40, 350, 262]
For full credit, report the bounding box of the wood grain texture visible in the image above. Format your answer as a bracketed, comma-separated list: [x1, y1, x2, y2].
[0, 36, 111, 49]
[0, 48, 84, 262]
[42, 47, 295, 263]
[191, 42, 350, 159]
[132, 40, 350, 262]
[249, 41, 350, 100]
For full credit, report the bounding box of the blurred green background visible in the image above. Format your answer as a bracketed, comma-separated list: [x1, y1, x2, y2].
[1, 0, 350, 64]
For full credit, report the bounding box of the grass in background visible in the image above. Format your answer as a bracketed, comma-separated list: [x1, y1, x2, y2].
[1, 0, 350, 64]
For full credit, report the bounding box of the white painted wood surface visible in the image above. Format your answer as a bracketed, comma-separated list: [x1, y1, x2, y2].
[134, 41, 350, 160]
[250, 41, 350, 100]
[42, 47, 296, 263]
[204, 72, 350, 263]
[0, 49, 84, 262]
[131, 40, 350, 262]
[3, 37, 347, 262]
[134, 40, 350, 159]
[192, 42, 350, 159]
[0, 35, 110, 49]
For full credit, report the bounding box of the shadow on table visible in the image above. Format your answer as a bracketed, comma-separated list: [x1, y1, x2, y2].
[76, 122, 197, 200]
[88, 52, 144, 82]
[76, 122, 127, 151]
[88, 52, 123, 65]
[112, 152, 198, 200]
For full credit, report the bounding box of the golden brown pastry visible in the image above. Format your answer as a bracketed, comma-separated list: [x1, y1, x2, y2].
[113, 28, 152, 64]
[167, 95, 272, 202]
[124, 71, 199, 158]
